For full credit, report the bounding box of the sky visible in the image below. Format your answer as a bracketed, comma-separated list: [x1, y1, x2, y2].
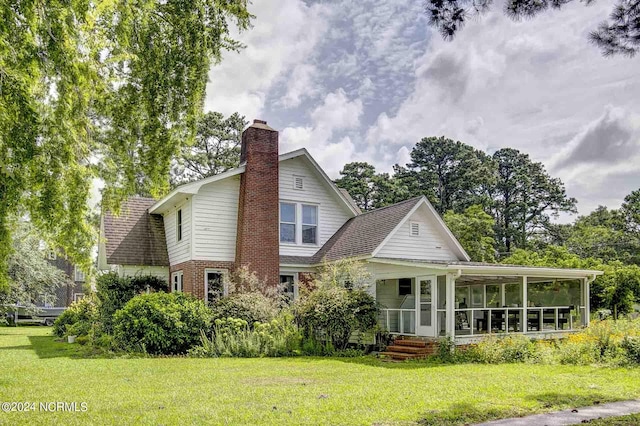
[205, 0, 640, 220]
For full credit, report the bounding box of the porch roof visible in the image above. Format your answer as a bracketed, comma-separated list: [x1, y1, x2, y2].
[368, 257, 603, 279]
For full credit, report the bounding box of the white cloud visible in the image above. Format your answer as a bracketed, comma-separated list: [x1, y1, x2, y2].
[279, 64, 320, 108]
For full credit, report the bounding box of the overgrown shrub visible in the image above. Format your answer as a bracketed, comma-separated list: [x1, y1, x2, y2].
[96, 272, 167, 333]
[294, 260, 379, 350]
[464, 335, 539, 364]
[622, 337, 640, 364]
[112, 292, 212, 355]
[53, 295, 98, 337]
[210, 292, 278, 327]
[189, 314, 301, 358]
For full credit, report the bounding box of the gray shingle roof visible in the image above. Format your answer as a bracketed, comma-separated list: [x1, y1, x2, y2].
[312, 197, 423, 263]
[104, 197, 169, 266]
[279, 255, 315, 265]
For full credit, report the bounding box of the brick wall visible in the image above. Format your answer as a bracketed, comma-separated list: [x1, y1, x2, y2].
[170, 260, 235, 300]
[235, 119, 280, 288]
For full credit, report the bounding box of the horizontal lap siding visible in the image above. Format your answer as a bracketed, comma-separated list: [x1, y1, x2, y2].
[192, 176, 240, 261]
[164, 199, 191, 265]
[376, 207, 458, 261]
[279, 157, 352, 257]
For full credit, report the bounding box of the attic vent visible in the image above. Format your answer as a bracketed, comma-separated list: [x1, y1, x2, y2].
[410, 222, 420, 237]
[293, 176, 304, 190]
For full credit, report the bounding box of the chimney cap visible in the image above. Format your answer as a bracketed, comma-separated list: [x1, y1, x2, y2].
[248, 119, 276, 132]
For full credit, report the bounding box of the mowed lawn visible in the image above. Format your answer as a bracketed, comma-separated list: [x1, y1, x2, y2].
[2, 327, 640, 425]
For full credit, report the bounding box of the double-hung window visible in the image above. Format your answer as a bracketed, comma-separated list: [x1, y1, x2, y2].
[301, 205, 318, 244]
[171, 271, 183, 292]
[280, 203, 296, 243]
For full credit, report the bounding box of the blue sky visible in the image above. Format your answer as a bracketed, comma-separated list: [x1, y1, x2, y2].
[205, 0, 640, 219]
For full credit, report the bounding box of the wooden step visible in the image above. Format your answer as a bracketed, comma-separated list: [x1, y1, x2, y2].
[385, 345, 430, 354]
[393, 339, 427, 348]
[380, 351, 429, 360]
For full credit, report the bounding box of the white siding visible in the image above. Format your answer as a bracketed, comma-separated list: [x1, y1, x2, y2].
[192, 176, 240, 261]
[376, 206, 459, 261]
[279, 157, 354, 256]
[164, 198, 191, 265]
[118, 265, 170, 282]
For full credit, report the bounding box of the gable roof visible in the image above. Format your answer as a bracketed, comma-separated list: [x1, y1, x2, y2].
[312, 197, 423, 262]
[149, 148, 360, 216]
[103, 197, 169, 266]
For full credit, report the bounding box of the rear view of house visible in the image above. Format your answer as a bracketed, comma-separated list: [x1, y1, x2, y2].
[98, 119, 602, 344]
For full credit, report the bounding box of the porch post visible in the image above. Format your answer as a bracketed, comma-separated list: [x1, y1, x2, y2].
[582, 277, 591, 326]
[446, 273, 455, 340]
[522, 276, 528, 333]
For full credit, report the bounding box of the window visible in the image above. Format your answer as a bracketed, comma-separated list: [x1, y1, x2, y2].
[280, 203, 296, 243]
[176, 209, 183, 242]
[301, 205, 318, 244]
[410, 222, 420, 236]
[74, 267, 85, 282]
[398, 278, 412, 296]
[171, 271, 183, 292]
[47, 249, 57, 260]
[73, 293, 84, 303]
[293, 176, 304, 190]
[280, 274, 297, 302]
[205, 270, 226, 304]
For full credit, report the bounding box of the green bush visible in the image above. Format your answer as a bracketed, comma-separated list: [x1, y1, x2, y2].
[189, 314, 301, 358]
[113, 292, 212, 355]
[96, 273, 167, 333]
[52, 295, 98, 337]
[463, 335, 539, 364]
[622, 337, 640, 364]
[210, 292, 279, 327]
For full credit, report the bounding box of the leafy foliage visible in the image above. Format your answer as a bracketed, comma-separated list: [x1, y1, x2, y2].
[0, 0, 252, 288]
[210, 293, 279, 327]
[96, 272, 167, 333]
[171, 112, 248, 186]
[113, 292, 212, 355]
[0, 221, 67, 311]
[294, 260, 379, 350]
[334, 162, 400, 211]
[444, 205, 496, 262]
[53, 295, 98, 338]
[425, 0, 640, 57]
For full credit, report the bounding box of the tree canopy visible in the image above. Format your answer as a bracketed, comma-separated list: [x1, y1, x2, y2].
[443, 205, 497, 262]
[425, 0, 640, 57]
[0, 1, 252, 290]
[171, 112, 248, 186]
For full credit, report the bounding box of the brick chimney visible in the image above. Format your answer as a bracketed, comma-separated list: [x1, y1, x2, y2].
[235, 119, 280, 288]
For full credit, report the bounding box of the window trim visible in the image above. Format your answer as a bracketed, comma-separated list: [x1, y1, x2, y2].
[280, 273, 299, 302]
[279, 202, 297, 244]
[398, 278, 413, 296]
[171, 271, 184, 293]
[280, 201, 320, 246]
[74, 267, 85, 282]
[301, 204, 318, 245]
[204, 268, 228, 303]
[176, 209, 183, 242]
[73, 293, 84, 303]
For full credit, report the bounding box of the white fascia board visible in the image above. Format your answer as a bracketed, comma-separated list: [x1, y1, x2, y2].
[447, 265, 604, 278]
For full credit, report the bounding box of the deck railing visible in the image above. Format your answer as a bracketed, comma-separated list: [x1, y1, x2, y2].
[379, 309, 416, 335]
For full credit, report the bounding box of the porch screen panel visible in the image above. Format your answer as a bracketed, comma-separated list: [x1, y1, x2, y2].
[420, 279, 432, 326]
[505, 283, 522, 307]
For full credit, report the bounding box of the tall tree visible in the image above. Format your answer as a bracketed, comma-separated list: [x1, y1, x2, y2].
[401, 136, 495, 214]
[334, 162, 398, 211]
[425, 0, 640, 57]
[491, 148, 577, 254]
[0, 1, 252, 289]
[0, 221, 68, 316]
[171, 112, 248, 186]
[444, 205, 497, 262]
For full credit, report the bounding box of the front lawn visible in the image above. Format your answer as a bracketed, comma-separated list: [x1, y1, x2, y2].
[1, 327, 640, 425]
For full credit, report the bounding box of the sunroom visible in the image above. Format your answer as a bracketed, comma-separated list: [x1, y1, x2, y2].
[371, 259, 602, 343]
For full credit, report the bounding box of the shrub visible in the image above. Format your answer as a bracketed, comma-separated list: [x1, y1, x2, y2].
[210, 292, 279, 327]
[96, 272, 167, 333]
[463, 335, 539, 364]
[53, 295, 98, 337]
[189, 314, 301, 358]
[112, 292, 212, 355]
[294, 260, 379, 350]
[622, 337, 640, 364]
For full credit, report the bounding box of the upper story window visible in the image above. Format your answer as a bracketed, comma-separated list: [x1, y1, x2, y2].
[74, 267, 85, 282]
[177, 209, 183, 242]
[47, 249, 57, 260]
[280, 202, 319, 245]
[280, 203, 296, 243]
[302, 205, 318, 244]
[410, 221, 420, 237]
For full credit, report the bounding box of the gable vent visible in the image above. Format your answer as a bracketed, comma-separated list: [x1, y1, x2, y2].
[293, 176, 304, 190]
[410, 222, 420, 236]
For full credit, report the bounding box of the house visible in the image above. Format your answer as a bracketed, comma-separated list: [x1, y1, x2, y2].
[45, 248, 86, 307]
[98, 119, 603, 345]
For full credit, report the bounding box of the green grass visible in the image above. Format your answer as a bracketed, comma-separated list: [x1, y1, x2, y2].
[1, 327, 640, 425]
[586, 414, 640, 425]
